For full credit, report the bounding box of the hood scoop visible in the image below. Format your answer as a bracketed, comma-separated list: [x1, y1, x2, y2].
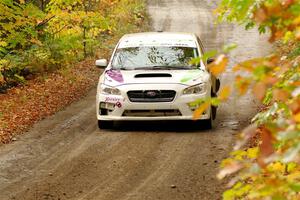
[135, 73, 172, 78]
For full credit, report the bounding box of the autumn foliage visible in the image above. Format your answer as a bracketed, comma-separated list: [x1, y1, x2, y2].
[0, 0, 147, 143]
[212, 0, 300, 199]
[0, 0, 146, 91]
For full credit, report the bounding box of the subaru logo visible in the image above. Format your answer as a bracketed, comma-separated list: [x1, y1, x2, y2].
[146, 91, 157, 97]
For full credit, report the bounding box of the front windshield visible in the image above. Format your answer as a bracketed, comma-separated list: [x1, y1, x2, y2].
[112, 46, 199, 70]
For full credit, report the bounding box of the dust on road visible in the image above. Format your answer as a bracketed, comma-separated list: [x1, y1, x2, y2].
[0, 0, 269, 199]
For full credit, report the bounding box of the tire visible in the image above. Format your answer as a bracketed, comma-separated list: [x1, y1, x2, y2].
[212, 105, 217, 120]
[211, 91, 218, 120]
[202, 107, 213, 130]
[98, 120, 113, 129]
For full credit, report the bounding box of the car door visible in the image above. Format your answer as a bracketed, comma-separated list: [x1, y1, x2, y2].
[196, 36, 219, 96]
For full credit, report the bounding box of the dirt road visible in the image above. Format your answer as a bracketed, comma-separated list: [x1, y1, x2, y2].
[0, 1, 269, 199]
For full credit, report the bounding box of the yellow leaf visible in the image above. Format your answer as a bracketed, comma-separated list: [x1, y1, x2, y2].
[0, 41, 7, 47]
[267, 162, 285, 173]
[288, 171, 300, 180]
[235, 76, 251, 96]
[233, 58, 265, 72]
[219, 86, 231, 101]
[246, 147, 259, 159]
[193, 102, 210, 120]
[294, 112, 300, 123]
[293, 16, 300, 26]
[232, 64, 240, 72]
[287, 162, 297, 173]
[208, 54, 228, 76]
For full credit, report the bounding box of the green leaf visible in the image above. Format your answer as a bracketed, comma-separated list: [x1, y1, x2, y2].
[289, 4, 300, 15]
[289, 184, 300, 192]
[202, 50, 218, 62]
[211, 97, 221, 106]
[13, 74, 26, 84]
[222, 43, 237, 53]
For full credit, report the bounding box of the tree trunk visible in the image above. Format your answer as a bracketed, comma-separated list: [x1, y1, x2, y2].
[83, 27, 87, 58]
[41, 0, 44, 11]
[82, 0, 90, 58]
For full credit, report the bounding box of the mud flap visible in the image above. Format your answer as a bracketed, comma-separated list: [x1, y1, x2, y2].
[211, 91, 218, 120]
[212, 106, 217, 120]
[216, 78, 220, 93]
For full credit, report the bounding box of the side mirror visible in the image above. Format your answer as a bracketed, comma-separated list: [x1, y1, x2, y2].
[95, 59, 108, 68]
[207, 58, 215, 65]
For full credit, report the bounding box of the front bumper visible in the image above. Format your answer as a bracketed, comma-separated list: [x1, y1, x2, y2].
[96, 84, 211, 121]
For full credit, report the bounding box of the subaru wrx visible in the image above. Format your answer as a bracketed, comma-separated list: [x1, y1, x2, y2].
[96, 32, 220, 129]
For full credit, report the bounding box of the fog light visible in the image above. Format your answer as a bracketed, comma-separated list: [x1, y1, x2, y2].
[189, 106, 197, 111]
[188, 104, 206, 115]
[188, 104, 198, 112]
[100, 102, 115, 111]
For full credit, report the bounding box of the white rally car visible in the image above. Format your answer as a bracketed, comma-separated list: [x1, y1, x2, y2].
[96, 32, 220, 129]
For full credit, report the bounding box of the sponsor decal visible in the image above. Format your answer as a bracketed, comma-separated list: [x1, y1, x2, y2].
[105, 97, 125, 103]
[180, 70, 202, 83]
[115, 102, 122, 108]
[105, 97, 124, 108]
[106, 69, 124, 83]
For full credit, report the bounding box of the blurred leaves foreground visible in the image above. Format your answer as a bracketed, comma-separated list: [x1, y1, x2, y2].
[194, 0, 300, 199]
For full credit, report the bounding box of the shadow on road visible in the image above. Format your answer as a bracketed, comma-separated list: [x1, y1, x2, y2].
[107, 121, 215, 132]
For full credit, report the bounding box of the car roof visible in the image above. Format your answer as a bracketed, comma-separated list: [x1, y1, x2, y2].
[118, 32, 199, 48]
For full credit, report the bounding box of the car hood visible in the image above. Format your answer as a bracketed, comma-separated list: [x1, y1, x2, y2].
[103, 69, 210, 87]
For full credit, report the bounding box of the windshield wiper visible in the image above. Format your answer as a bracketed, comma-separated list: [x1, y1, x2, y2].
[112, 67, 133, 71]
[164, 66, 193, 70]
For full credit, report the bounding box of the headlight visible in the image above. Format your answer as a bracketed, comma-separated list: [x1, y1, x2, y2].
[183, 83, 207, 95]
[100, 84, 121, 95]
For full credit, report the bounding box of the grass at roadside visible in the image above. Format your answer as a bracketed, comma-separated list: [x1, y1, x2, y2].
[0, 1, 150, 144]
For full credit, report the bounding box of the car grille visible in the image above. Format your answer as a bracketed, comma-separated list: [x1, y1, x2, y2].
[127, 90, 176, 102]
[123, 109, 182, 117]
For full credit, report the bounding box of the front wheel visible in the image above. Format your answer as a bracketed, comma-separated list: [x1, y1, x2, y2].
[202, 107, 214, 130]
[98, 120, 113, 129]
[211, 91, 218, 120]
